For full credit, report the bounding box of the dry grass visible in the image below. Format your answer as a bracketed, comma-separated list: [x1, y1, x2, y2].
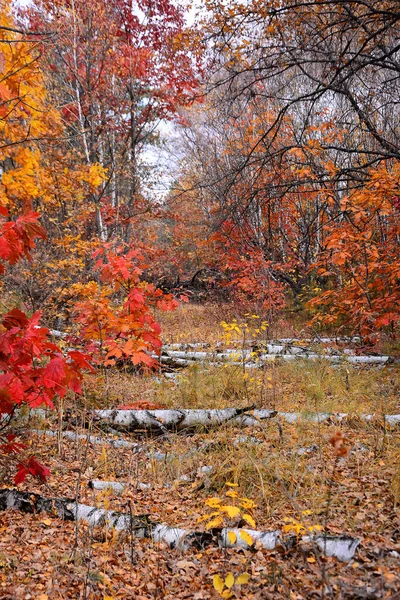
[24, 413, 399, 536]
[155, 303, 232, 345]
[82, 358, 400, 416]
[2, 304, 400, 599]
[155, 302, 314, 345]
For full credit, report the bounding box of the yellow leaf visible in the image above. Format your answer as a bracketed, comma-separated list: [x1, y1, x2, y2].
[221, 590, 233, 599]
[206, 516, 224, 529]
[41, 519, 52, 526]
[283, 521, 306, 535]
[197, 514, 212, 523]
[309, 524, 323, 532]
[221, 505, 241, 518]
[225, 490, 238, 498]
[213, 574, 225, 594]
[227, 531, 237, 544]
[236, 572, 251, 584]
[307, 557, 316, 564]
[225, 572, 235, 589]
[225, 482, 238, 487]
[242, 513, 256, 528]
[239, 498, 256, 509]
[239, 530, 254, 546]
[205, 497, 222, 508]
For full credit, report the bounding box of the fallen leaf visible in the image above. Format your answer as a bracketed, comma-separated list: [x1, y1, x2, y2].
[213, 574, 224, 594]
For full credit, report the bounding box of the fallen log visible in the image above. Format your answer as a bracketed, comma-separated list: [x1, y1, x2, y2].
[159, 350, 393, 366]
[89, 480, 151, 492]
[277, 412, 400, 426]
[162, 345, 356, 360]
[32, 429, 142, 451]
[92, 407, 276, 433]
[0, 488, 360, 561]
[37, 330, 390, 368]
[163, 336, 361, 351]
[91, 408, 400, 432]
[32, 430, 170, 461]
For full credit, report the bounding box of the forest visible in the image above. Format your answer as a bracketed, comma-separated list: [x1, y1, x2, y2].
[0, 0, 399, 597]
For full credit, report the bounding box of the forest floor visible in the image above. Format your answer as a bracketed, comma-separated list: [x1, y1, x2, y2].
[0, 305, 399, 599]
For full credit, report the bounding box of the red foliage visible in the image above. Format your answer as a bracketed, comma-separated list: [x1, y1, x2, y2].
[75, 244, 178, 369]
[0, 178, 91, 487]
[14, 457, 51, 485]
[0, 310, 90, 414]
[0, 210, 45, 274]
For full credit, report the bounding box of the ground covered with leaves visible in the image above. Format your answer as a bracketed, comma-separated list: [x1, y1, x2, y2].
[1, 351, 399, 598]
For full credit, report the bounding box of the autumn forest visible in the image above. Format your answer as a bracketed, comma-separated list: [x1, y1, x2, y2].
[0, 0, 399, 598]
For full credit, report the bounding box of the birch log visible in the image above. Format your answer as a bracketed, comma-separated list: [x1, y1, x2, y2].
[32, 429, 142, 450]
[89, 480, 151, 492]
[32, 430, 170, 461]
[163, 336, 361, 351]
[91, 408, 400, 432]
[159, 350, 393, 366]
[0, 488, 360, 561]
[92, 407, 276, 432]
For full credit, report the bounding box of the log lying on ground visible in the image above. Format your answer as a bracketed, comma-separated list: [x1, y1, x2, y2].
[91, 408, 400, 432]
[42, 335, 361, 351]
[32, 430, 170, 461]
[32, 412, 400, 451]
[163, 336, 361, 351]
[92, 407, 276, 433]
[0, 488, 360, 561]
[38, 330, 389, 367]
[32, 429, 142, 450]
[162, 345, 357, 359]
[89, 480, 151, 492]
[159, 350, 394, 367]
[277, 412, 400, 426]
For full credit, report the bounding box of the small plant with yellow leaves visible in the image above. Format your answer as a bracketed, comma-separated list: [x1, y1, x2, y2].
[212, 571, 251, 599]
[198, 483, 255, 598]
[282, 509, 323, 536]
[198, 482, 256, 538]
[220, 315, 268, 346]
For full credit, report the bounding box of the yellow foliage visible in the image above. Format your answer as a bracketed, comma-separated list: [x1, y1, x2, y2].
[227, 531, 237, 544]
[236, 573, 251, 584]
[238, 530, 253, 546]
[220, 505, 241, 518]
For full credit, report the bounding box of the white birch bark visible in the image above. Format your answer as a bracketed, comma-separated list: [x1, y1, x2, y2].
[32, 430, 170, 461]
[91, 408, 400, 431]
[0, 489, 360, 561]
[160, 350, 391, 365]
[92, 408, 276, 432]
[89, 480, 151, 493]
[32, 429, 142, 450]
